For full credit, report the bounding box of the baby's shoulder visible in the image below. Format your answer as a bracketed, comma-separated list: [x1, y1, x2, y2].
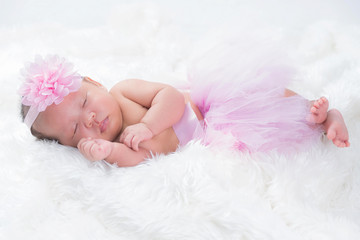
[109, 79, 140, 98]
[110, 78, 144, 92]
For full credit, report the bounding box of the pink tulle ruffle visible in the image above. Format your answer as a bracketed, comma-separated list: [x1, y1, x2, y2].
[188, 40, 322, 153]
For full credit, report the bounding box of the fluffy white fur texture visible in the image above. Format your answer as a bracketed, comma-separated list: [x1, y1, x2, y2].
[1, 1, 360, 239]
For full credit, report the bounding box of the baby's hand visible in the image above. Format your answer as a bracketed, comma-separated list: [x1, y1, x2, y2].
[77, 138, 113, 162]
[119, 123, 153, 151]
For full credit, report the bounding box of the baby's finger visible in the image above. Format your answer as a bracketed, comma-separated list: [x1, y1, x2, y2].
[119, 132, 125, 143]
[78, 139, 89, 152]
[83, 140, 99, 156]
[119, 130, 131, 143]
[77, 137, 92, 149]
[131, 136, 140, 151]
[90, 143, 103, 160]
[123, 134, 134, 149]
[81, 140, 93, 154]
[93, 138, 105, 145]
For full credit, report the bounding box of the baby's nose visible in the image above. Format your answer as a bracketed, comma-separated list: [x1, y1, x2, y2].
[86, 112, 98, 128]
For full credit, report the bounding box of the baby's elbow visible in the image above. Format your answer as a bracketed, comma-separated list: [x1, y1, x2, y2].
[176, 90, 186, 116]
[178, 90, 186, 108]
[166, 86, 185, 112]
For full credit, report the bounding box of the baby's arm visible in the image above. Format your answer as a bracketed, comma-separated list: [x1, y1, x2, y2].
[113, 79, 185, 150]
[77, 138, 150, 167]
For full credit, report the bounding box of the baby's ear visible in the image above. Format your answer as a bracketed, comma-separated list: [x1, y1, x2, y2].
[83, 76, 105, 88]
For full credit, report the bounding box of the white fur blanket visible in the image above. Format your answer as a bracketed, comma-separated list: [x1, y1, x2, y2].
[1, 1, 360, 239]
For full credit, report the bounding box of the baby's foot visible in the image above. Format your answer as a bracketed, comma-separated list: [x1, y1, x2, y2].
[324, 109, 350, 148]
[308, 97, 329, 123]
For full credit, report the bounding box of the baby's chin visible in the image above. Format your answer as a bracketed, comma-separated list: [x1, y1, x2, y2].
[109, 124, 123, 143]
[97, 131, 120, 144]
[110, 132, 121, 143]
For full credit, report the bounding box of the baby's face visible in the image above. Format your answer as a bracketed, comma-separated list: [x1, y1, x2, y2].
[33, 80, 123, 147]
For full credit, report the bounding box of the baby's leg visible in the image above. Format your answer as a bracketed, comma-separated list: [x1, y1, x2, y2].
[323, 109, 350, 147]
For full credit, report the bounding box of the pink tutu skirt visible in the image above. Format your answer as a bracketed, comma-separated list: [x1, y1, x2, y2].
[188, 40, 323, 153]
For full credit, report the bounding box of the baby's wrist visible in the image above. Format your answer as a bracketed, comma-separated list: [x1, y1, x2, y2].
[139, 121, 154, 136]
[104, 141, 116, 159]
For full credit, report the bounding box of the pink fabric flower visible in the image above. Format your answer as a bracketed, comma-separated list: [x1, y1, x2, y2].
[19, 55, 82, 127]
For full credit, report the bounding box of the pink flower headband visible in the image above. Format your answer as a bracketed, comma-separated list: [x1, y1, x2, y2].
[18, 55, 82, 128]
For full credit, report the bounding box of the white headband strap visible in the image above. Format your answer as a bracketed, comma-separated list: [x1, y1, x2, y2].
[24, 106, 39, 128]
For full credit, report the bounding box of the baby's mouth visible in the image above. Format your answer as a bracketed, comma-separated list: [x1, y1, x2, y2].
[100, 117, 109, 133]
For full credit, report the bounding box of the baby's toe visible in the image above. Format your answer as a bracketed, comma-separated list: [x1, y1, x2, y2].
[333, 139, 344, 147]
[313, 101, 320, 108]
[310, 106, 317, 113]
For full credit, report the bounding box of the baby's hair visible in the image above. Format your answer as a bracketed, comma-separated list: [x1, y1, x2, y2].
[20, 76, 101, 142]
[20, 103, 56, 141]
